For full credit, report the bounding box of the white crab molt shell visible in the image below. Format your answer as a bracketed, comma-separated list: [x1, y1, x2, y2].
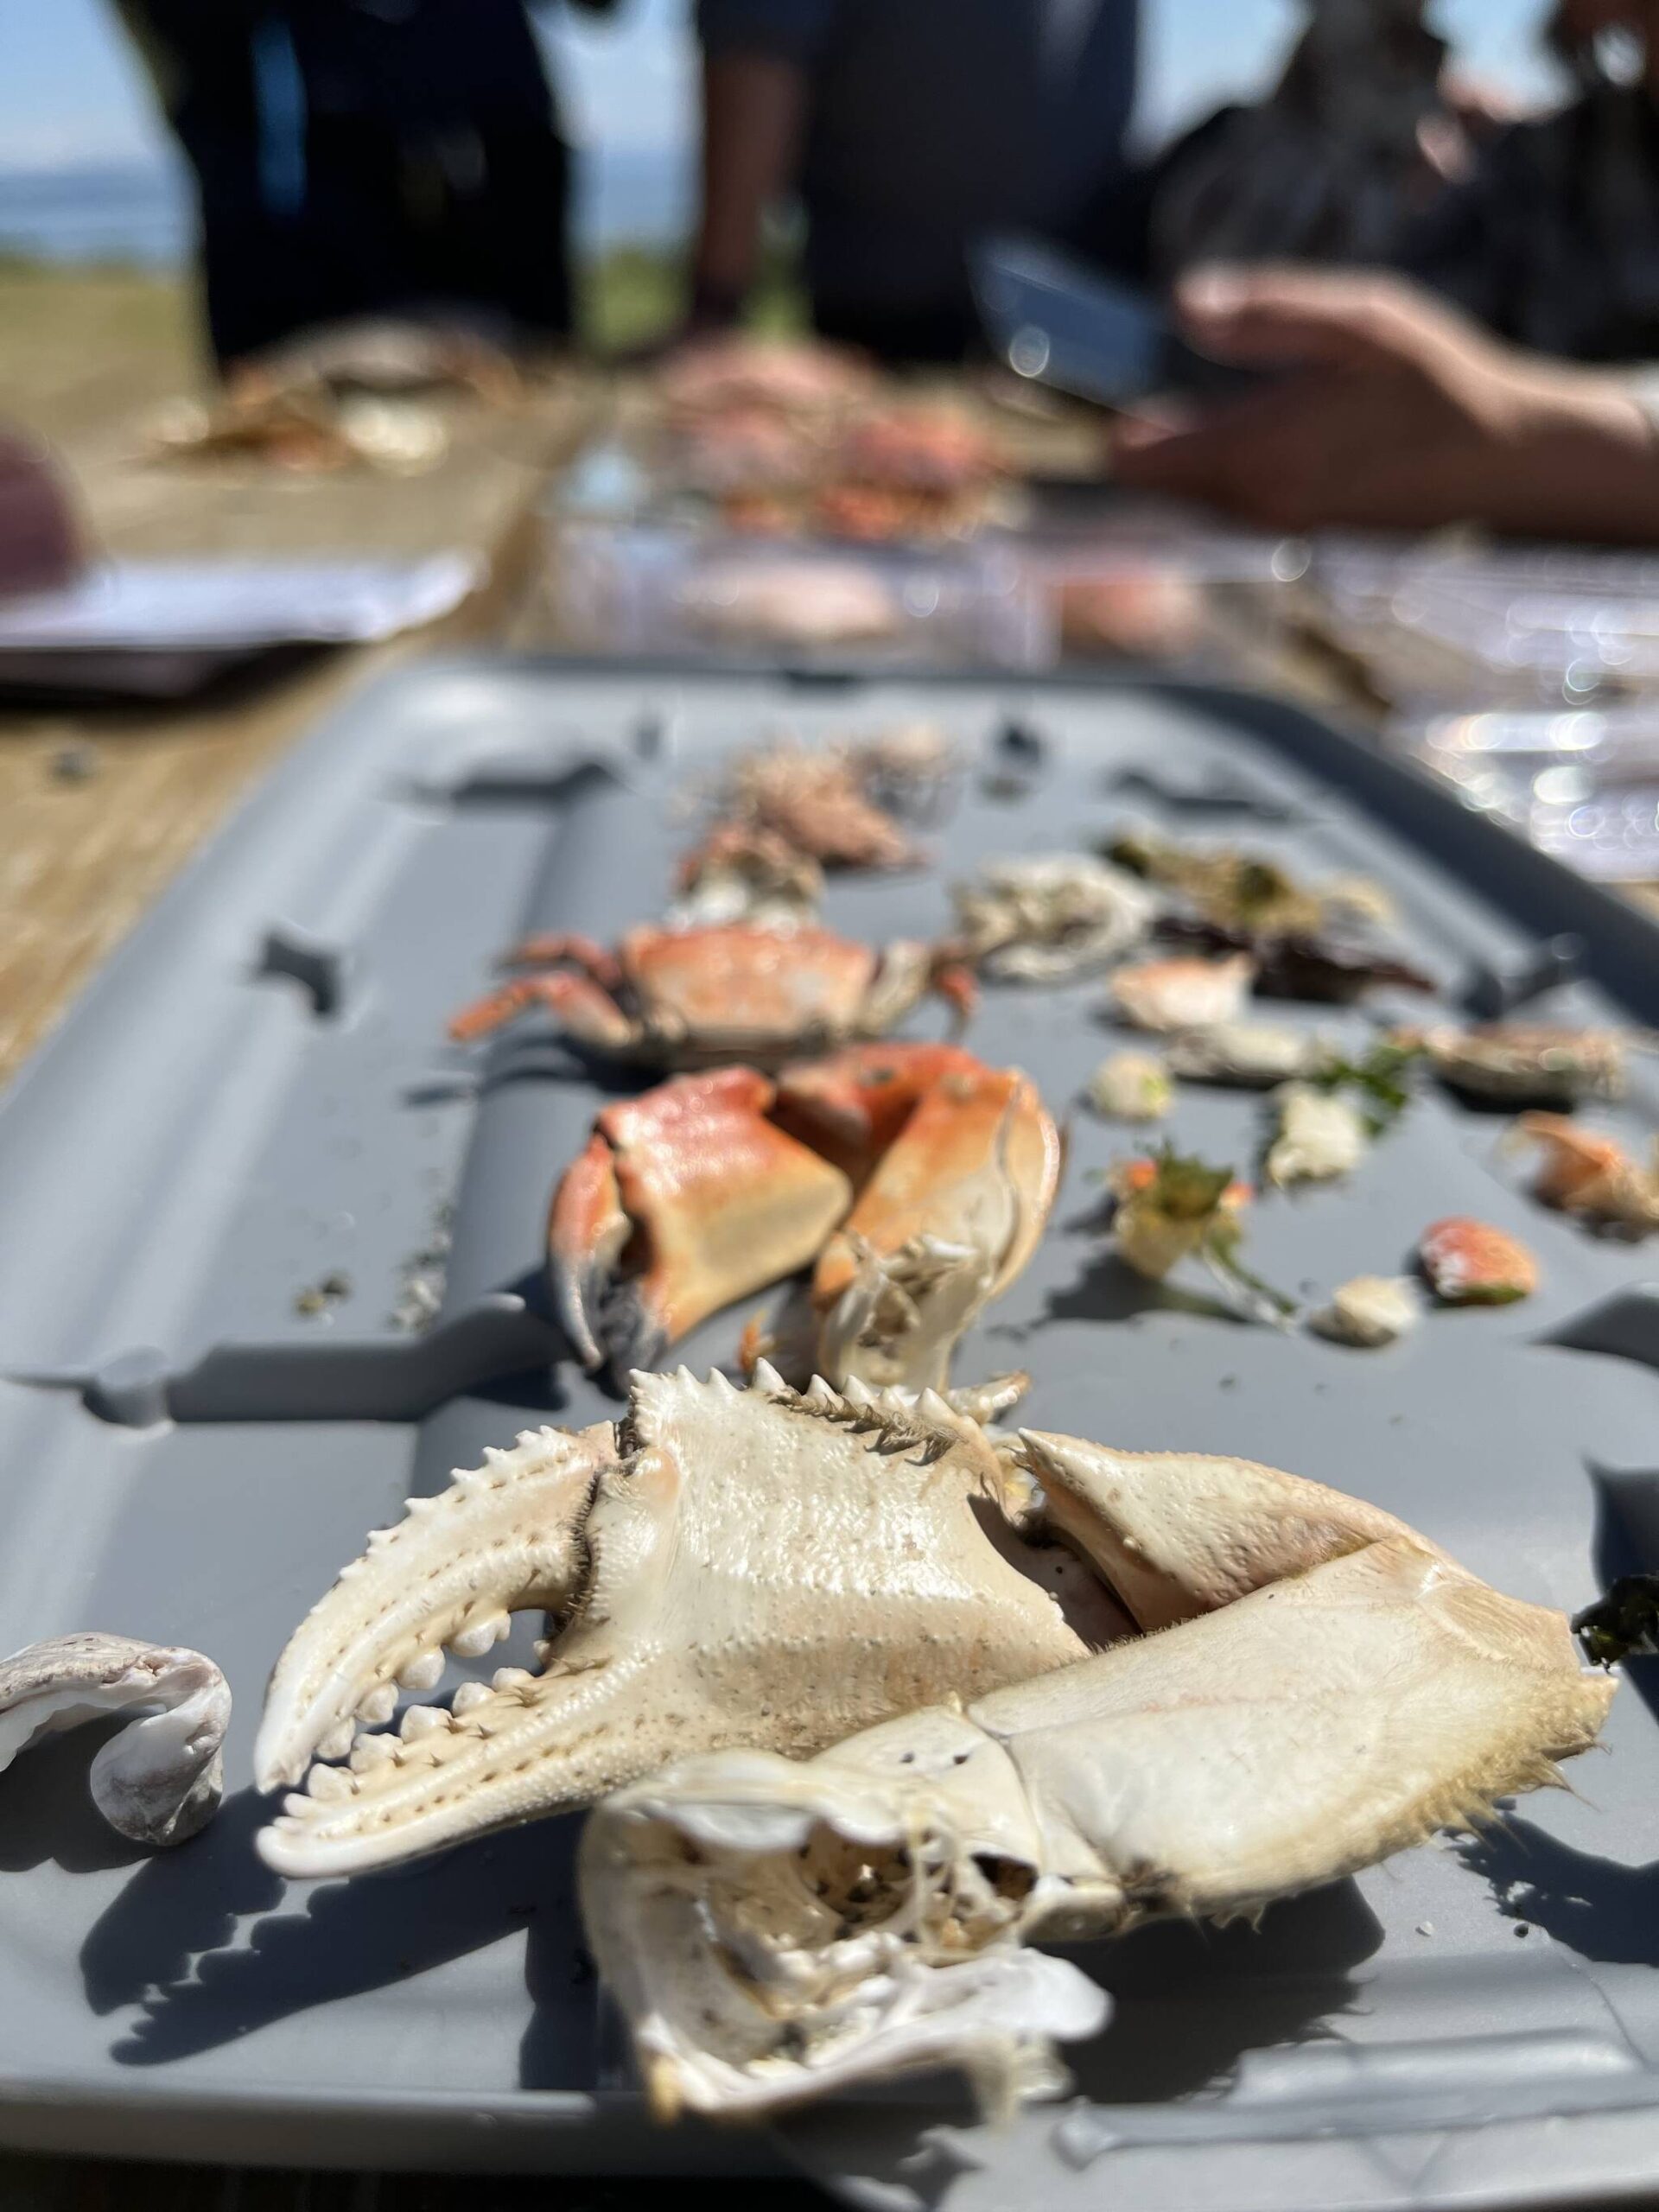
[0, 1634, 231, 1847]
[1267, 1082, 1370, 1187]
[583, 1514, 1611, 2119]
[1166, 1020, 1328, 1089]
[1087, 1051, 1172, 1122]
[1311, 1274, 1421, 1349]
[954, 854, 1156, 982]
[255, 1370, 1127, 1879]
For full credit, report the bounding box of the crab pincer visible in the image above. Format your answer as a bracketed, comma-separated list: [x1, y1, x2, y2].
[548, 1043, 1059, 1394]
[548, 1068, 853, 1376]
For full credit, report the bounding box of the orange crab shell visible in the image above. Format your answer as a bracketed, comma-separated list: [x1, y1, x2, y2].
[619, 925, 879, 1046]
[1513, 1113, 1630, 1210]
[1418, 1216, 1538, 1306]
[548, 1067, 852, 1370]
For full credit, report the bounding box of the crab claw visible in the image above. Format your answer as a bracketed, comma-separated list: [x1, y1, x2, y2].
[810, 1065, 1061, 1391]
[255, 1421, 612, 1799]
[257, 1370, 1104, 1879]
[582, 1521, 1611, 2120]
[547, 1069, 852, 1378]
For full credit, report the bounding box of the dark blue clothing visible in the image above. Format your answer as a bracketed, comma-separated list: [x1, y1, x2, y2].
[117, 1, 601, 366]
[698, 0, 1138, 352]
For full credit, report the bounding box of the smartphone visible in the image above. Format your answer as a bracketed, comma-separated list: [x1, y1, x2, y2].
[970, 234, 1255, 409]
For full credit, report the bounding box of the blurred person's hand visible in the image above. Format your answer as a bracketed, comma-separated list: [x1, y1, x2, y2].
[0, 429, 84, 601]
[1114, 265, 1659, 543]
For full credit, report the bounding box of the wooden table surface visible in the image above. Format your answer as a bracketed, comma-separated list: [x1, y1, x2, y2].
[0, 370, 601, 1091]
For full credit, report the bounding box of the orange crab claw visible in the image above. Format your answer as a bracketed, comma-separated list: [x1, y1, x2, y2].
[813, 1065, 1061, 1315]
[770, 1041, 986, 1182]
[547, 1068, 852, 1378]
[448, 969, 635, 1049]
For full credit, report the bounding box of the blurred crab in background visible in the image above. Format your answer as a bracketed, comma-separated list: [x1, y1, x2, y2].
[549, 1041, 1060, 1392]
[702, 728, 954, 873]
[448, 922, 976, 1065]
[1406, 1023, 1630, 1108]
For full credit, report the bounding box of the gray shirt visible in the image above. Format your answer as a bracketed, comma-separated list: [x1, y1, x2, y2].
[697, 0, 1138, 315]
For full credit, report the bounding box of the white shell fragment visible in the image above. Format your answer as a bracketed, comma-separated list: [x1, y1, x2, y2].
[953, 855, 1155, 982]
[1267, 1083, 1370, 1187]
[0, 1634, 231, 1847]
[1166, 1021, 1328, 1089]
[1087, 1051, 1172, 1122]
[581, 1431, 1611, 2120]
[1310, 1275, 1422, 1349]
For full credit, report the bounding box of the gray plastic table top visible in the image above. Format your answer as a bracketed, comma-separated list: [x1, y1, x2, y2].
[4, 657, 1659, 2205]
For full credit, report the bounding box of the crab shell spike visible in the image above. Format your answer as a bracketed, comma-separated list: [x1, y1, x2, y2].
[0, 1634, 231, 1847]
[548, 1068, 853, 1380]
[257, 1370, 1113, 1880]
[254, 1421, 613, 1793]
[581, 1539, 1611, 2119]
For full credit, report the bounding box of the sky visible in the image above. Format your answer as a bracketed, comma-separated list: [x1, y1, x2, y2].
[0, 0, 1560, 173]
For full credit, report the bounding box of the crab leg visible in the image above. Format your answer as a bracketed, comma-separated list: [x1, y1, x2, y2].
[582, 1535, 1611, 2118]
[499, 933, 625, 989]
[548, 1070, 853, 1377]
[254, 1421, 613, 1795]
[448, 969, 637, 1048]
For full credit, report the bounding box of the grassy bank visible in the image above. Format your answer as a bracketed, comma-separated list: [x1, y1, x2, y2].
[0, 244, 807, 440]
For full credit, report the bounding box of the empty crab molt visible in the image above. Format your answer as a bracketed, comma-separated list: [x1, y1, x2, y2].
[1413, 1024, 1627, 1108]
[952, 855, 1155, 982]
[1419, 1217, 1538, 1305]
[549, 1043, 1060, 1389]
[581, 1432, 1611, 2118]
[0, 1634, 231, 1847]
[1267, 1084, 1370, 1188]
[1510, 1115, 1659, 1234]
[1087, 1051, 1172, 1122]
[1310, 1275, 1421, 1349]
[254, 1369, 1132, 1879]
[1109, 953, 1255, 1033]
[710, 734, 937, 872]
[448, 922, 975, 1066]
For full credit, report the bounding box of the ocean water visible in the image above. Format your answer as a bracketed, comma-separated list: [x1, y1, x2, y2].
[0, 143, 690, 270]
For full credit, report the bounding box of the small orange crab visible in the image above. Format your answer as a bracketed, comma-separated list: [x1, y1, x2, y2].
[548, 1042, 1060, 1394]
[448, 922, 976, 1066]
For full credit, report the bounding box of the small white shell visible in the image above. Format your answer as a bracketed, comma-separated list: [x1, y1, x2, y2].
[1310, 1275, 1421, 1349]
[1267, 1084, 1369, 1188]
[1087, 1052, 1172, 1123]
[0, 1633, 230, 1847]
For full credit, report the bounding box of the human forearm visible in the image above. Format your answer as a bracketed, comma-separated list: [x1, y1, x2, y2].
[692, 50, 809, 320]
[1478, 361, 1659, 544]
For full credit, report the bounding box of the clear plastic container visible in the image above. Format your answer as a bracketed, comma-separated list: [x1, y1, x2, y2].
[553, 521, 1049, 668]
